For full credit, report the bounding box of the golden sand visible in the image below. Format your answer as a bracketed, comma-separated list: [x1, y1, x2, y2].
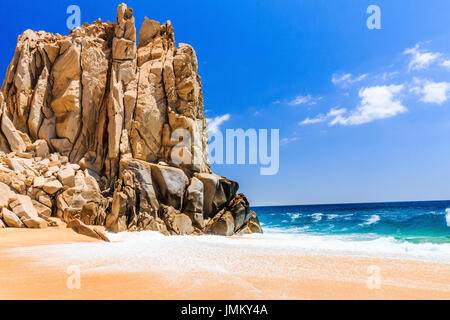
[0, 228, 449, 300]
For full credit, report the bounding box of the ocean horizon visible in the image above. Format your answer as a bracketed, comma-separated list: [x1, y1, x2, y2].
[252, 199, 450, 208]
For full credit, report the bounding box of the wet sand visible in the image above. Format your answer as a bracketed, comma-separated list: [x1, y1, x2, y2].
[0, 228, 449, 300]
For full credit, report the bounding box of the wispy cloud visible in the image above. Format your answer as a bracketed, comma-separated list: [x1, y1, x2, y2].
[288, 94, 322, 106]
[403, 44, 441, 71]
[411, 78, 450, 105]
[300, 107, 346, 125]
[331, 73, 368, 87]
[207, 114, 230, 134]
[280, 137, 299, 145]
[380, 71, 400, 82]
[441, 60, 450, 70]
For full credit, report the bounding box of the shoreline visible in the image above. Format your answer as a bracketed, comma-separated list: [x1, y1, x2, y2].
[0, 228, 449, 300]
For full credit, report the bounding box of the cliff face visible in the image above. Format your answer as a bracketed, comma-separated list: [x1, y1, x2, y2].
[0, 3, 209, 178]
[0, 4, 262, 237]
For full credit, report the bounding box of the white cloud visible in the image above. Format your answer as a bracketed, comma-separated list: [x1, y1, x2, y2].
[411, 79, 450, 104]
[381, 71, 399, 82]
[207, 114, 230, 134]
[330, 85, 406, 126]
[288, 94, 322, 106]
[300, 114, 327, 125]
[280, 137, 299, 145]
[331, 73, 368, 87]
[403, 44, 441, 71]
[441, 60, 450, 69]
[300, 107, 346, 125]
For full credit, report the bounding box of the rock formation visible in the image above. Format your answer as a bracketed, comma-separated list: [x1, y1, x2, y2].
[0, 3, 262, 237]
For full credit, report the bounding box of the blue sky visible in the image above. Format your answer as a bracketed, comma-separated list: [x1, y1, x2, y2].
[1, 1, 450, 205]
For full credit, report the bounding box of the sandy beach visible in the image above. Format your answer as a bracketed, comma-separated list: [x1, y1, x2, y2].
[0, 228, 449, 300]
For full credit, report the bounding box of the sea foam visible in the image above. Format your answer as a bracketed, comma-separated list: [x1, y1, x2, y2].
[7, 227, 450, 277]
[359, 215, 380, 226]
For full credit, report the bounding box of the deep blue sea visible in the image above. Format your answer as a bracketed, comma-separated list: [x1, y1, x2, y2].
[252, 201, 450, 263]
[254, 201, 450, 243]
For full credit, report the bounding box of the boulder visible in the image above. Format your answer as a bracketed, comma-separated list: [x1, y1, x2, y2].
[32, 200, 52, 217]
[67, 219, 110, 242]
[106, 190, 129, 233]
[206, 211, 235, 236]
[247, 211, 263, 234]
[38, 194, 53, 207]
[160, 205, 194, 235]
[33, 140, 50, 158]
[33, 176, 45, 188]
[138, 17, 160, 47]
[228, 194, 252, 232]
[0, 182, 17, 208]
[80, 202, 99, 226]
[46, 217, 67, 228]
[57, 167, 75, 187]
[150, 164, 189, 210]
[205, 194, 262, 236]
[11, 195, 40, 220]
[172, 214, 195, 235]
[56, 171, 106, 225]
[23, 218, 48, 229]
[43, 179, 63, 194]
[196, 173, 239, 218]
[2, 208, 24, 228]
[1, 114, 26, 153]
[5, 158, 26, 172]
[183, 177, 204, 228]
[145, 216, 169, 235]
[11, 178, 26, 193]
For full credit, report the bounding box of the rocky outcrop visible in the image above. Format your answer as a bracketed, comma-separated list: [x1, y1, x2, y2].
[0, 3, 262, 237]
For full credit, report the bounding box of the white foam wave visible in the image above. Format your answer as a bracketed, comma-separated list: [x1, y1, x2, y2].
[287, 213, 301, 222]
[359, 215, 380, 226]
[7, 227, 450, 278]
[311, 213, 323, 222]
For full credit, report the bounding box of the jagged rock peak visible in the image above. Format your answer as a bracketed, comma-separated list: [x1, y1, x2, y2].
[0, 3, 210, 185]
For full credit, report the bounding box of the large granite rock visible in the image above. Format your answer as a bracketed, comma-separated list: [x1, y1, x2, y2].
[67, 219, 110, 242]
[2, 208, 24, 228]
[0, 3, 262, 236]
[205, 194, 263, 236]
[196, 173, 239, 218]
[183, 177, 204, 228]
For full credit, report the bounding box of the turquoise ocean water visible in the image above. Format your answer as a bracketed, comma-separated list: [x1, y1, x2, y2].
[254, 201, 450, 243]
[252, 201, 450, 263]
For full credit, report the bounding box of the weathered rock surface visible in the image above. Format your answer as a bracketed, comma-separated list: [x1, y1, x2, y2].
[183, 177, 204, 228]
[2, 208, 25, 228]
[205, 194, 262, 236]
[0, 3, 262, 237]
[67, 219, 110, 242]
